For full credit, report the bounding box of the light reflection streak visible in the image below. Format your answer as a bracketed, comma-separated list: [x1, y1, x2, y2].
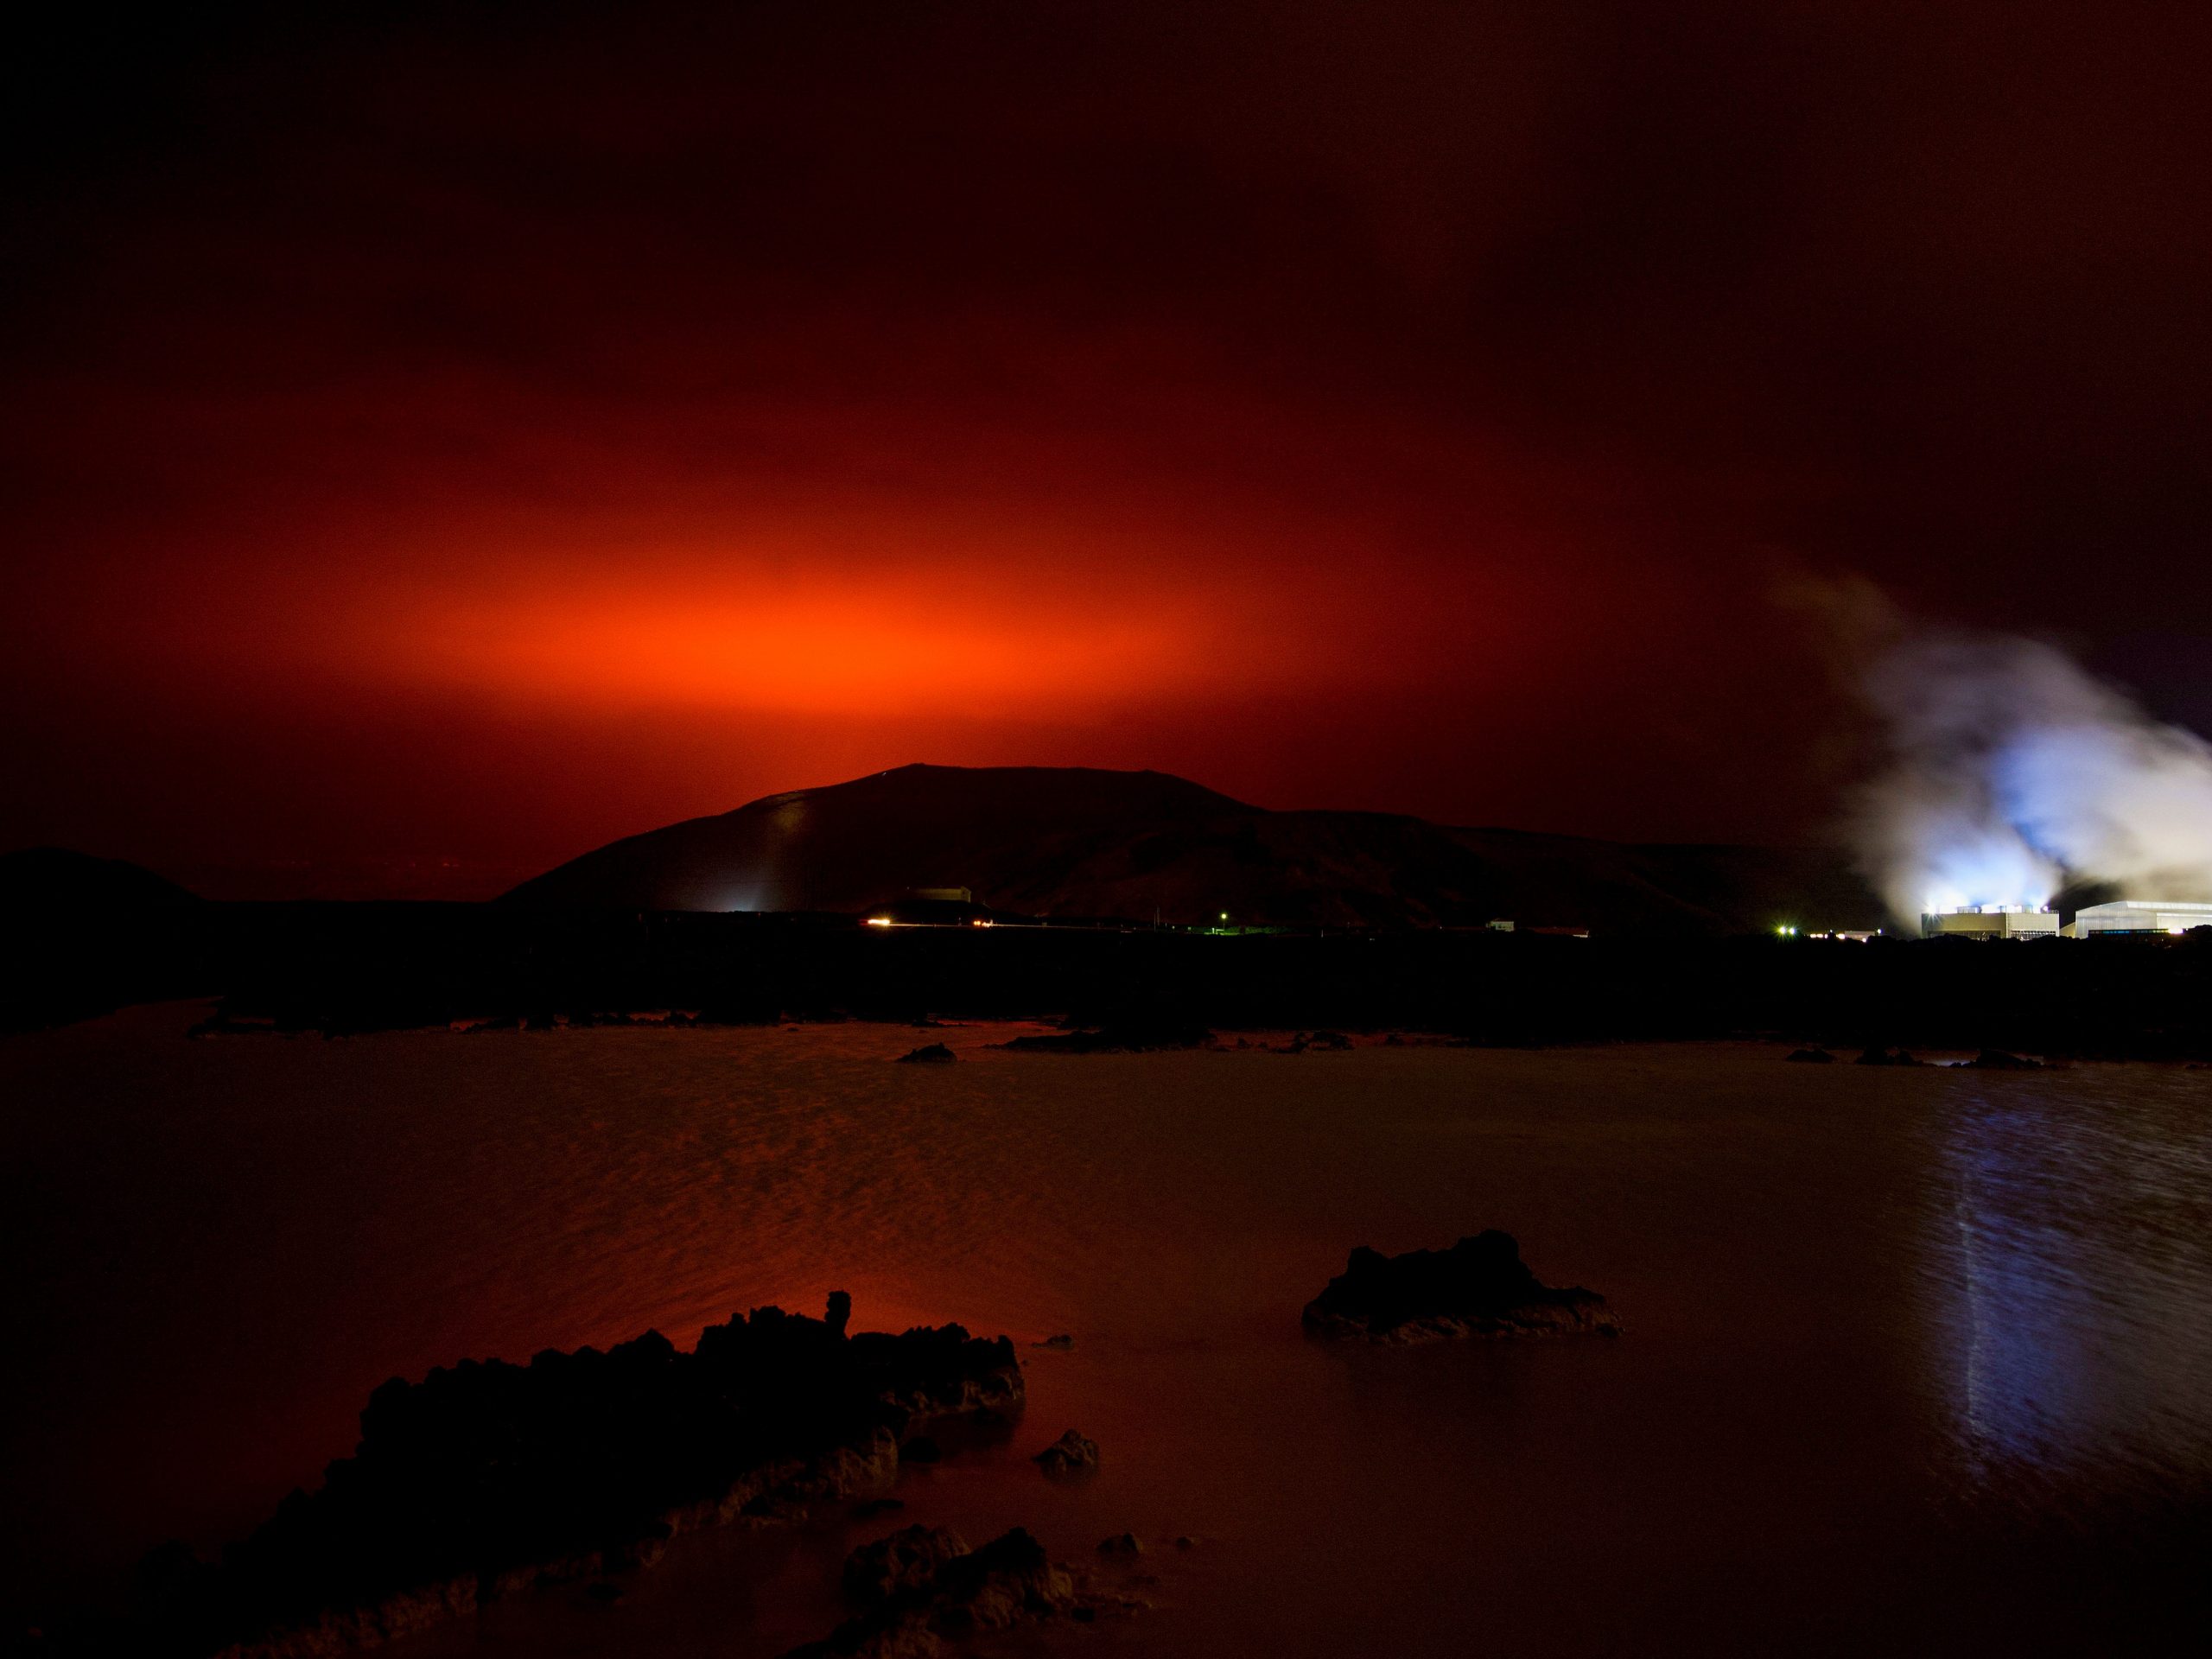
[1929, 1081, 2212, 1496]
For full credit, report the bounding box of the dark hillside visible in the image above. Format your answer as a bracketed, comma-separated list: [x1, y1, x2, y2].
[505, 764, 1884, 935]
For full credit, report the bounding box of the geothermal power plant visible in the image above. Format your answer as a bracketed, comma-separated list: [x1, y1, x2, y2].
[1920, 899, 2212, 939]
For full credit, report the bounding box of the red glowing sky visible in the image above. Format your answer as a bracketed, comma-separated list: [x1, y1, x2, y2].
[5, 3, 2211, 896]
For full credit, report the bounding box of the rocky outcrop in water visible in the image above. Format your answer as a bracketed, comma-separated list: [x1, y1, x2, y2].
[842, 1526, 975, 1609]
[789, 1526, 1139, 1658]
[1302, 1230, 1619, 1342]
[895, 1043, 956, 1064]
[1855, 1046, 1926, 1066]
[102, 1299, 1019, 1657]
[1965, 1048, 2046, 1070]
[1033, 1429, 1100, 1475]
[1784, 1046, 1835, 1064]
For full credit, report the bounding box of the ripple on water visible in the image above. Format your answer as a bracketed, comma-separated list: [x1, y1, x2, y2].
[4, 1013, 2210, 1653]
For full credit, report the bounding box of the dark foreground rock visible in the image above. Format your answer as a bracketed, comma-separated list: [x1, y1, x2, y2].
[895, 1043, 956, 1064]
[90, 1298, 1019, 1657]
[842, 1526, 975, 1610]
[790, 1526, 1140, 1657]
[996, 1023, 1212, 1053]
[1855, 1046, 1926, 1066]
[1303, 1230, 1619, 1342]
[1966, 1047, 2046, 1070]
[1033, 1429, 1100, 1475]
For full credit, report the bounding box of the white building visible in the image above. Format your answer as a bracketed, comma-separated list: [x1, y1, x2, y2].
[2066, 899, 2212, 937]
[1921, 906, 2059, 939]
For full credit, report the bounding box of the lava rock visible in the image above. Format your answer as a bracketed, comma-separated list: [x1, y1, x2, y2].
[842, 1526, 971, 1611]
[1854, 1046, 1926, 1066]
[112, 1296, 1022, 1657]
[1302, 1230, 1619, 1342]
[1034, 1430, 1101, 1475]
[896, 1043, 957, 1064]
[1967, 1048, 2045, 1070]
[1785, 1047, 1836, 1064]
[788, 1527, 1089, 1657]
[1032, 1334, 1073, 1350]
[1096, 1533, 1143, 1559]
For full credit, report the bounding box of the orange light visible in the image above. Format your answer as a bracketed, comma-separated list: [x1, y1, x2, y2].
[314, 504, 1487, 723]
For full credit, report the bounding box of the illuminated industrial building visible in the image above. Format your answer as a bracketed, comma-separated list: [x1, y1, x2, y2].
[1920, 906, 2059, 939]
[2064, 899, 2212, 937]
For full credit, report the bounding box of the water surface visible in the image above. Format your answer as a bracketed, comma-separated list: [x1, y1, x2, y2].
[4, 1007, 2209, 1651]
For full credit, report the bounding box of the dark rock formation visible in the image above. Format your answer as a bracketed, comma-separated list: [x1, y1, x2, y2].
[109, 1298, 1018, 1657]
[997, 1023, 1212, 1054]
[1854, 1046, 1926, 1066]
[1784, 1046, 1835, 1064]
[1033, 1429, 1100, 1476]
[1096, 1533, 1143, 1559]
[1302, 1230, 1619, 1342]
[788, 1526, 1128, 1658]
[842, 1526, 972, 1610]
[1966, 1047, 2046, 1070]
[1287, 1029, 1352, 1052]
[895, 1043, 957, 1064]
[1032, 1334, 1073, 1350]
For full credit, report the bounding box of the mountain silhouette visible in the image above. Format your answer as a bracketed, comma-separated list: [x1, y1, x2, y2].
[504, 764, 1882, 935]
[0, 846, 200, 913]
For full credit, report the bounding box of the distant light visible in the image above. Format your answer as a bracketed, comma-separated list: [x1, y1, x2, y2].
[2171, 927, 2188, 937]
[972, 918, 993, 928]
[1219, 912, 1230, 921]
[865, 916, 893, 927]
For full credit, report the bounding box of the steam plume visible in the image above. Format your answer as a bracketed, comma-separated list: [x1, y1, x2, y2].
[1852, 626, 2212, 923]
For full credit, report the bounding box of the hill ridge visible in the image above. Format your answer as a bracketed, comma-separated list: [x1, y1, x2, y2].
[504, 764, 1880, 936]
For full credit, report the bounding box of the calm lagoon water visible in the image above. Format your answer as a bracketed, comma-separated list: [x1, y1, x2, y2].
[5, 1006, 2210, 1652]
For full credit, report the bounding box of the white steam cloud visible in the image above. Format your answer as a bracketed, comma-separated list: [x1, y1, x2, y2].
[1853, 629, 2212, 923]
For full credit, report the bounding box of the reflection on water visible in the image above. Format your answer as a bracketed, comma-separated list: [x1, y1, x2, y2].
[3, 1011, 2209, 1653]
[1930, 1077, 2212, 1496]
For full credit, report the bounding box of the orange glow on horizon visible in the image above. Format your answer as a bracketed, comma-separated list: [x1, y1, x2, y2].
[385, 588, 1232, 717]
[311, 510, 1516, 721]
